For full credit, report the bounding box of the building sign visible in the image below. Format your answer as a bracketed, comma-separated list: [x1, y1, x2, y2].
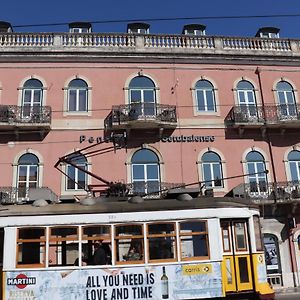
[79, 135, 215, 144]
[4, 262, 222, 300]
[161, 135, 215, 143]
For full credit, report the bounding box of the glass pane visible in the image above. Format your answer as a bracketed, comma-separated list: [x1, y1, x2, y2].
[18, 166, 27, 180]
[290, 162, 300, 182]
[33, 90, 41, 104]
[77, 169, 86, 189]
[147, 181, 160, 194]
[197, 90, 205, 111]
[19, 228, 45, 239]
[130, 90, 142, 102]
[79, 90, 87, 111]
[180, 235, 208, 258]
[148, 223, 175, 235]
[206, 91, 215, 111]
[49, 242, 78, 266]
[147, 165, 159, 180]
[226, 258, 233, 284]
[235, 222, 247, 251]
[49, 227, 78, 267]
[148, 237, 176, 260]
[238, 257, 250, 283]
[132, 149, 158, 163]
[117, 239, 143, 262]
[17, 242, 45, 265]
[253, 216, 263, 251]
[203, 164, 212, 186]
[29, 166, 38, 181]
[132, 165, 145, 180]
[143, 90, 154, 102]
[23, 90, 32, 105]
[116, 225, 143, 236]
[69, 90, 77, 111]
[67, 166, 75, 189]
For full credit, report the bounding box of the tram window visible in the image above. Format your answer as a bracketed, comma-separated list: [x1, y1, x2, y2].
[82, 225, 111, 265]
[221, 221, 231, 252]
[179, 221, 209, 260]
[49, 226, 79, 267]
[115, 224, 144, 264]
[147, 222, 176, 262]
[253, 216, 263, 251]
[17, 227, 46, 267]
[234, 222, 247, 251]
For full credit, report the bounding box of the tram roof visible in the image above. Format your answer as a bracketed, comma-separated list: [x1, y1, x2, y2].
[0, 196, 258, 218]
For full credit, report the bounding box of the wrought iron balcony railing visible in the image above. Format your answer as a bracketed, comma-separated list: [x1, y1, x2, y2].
[232, 181, 300, 202]
[226, 104, 300, 126]
[0, 186, 58, 204]
[0, 105, 52, 125]
[105, 103, 177, 129]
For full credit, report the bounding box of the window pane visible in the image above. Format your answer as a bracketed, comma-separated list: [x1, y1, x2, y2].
[148, 237, 176, 260]
[196, 90, 205, 111]
[253, 216, 263, 251]
[235, 222, 247, 251]
[206, 91, 215, 111]
[147, 164, 159, 180]
[180, 221, 209, 259]
[133, 165, 145, 180]
[79, 90, 87, 111]
[33, 90, 41, 104]
[49, 227, 79, 267]
[130, 90, 141, 102]
[69, 90, 77, 111]
[143, 90, 154, 102]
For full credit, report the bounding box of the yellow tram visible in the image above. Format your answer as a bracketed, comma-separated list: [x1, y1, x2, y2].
[0, 197, 274, 300]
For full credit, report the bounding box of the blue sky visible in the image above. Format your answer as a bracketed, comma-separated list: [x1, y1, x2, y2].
[2, 0, 300, 38]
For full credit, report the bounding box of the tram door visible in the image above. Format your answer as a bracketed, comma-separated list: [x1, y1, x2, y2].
[221, 220, 253, 293]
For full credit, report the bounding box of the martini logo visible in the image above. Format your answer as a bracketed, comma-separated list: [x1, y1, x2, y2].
[7, 273, 36, 289]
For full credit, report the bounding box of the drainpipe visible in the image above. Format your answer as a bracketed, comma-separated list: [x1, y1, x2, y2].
[255, 67, 278, 201]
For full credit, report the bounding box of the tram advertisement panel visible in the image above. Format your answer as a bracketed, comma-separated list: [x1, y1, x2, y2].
[4, 262, 222, 300]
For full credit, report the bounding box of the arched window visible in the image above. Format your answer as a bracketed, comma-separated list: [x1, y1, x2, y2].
[66, 154, 88, 190]
[131, 149, 160, 195]
[195, 80, 216, 112]
[17, 153, 39, 198]
[276, 81, 297, 118]
[288, 150, 300, 182]
[236, 80, 257, 118]
[22, 79, 43, 118]
[67, 79, 88, 112]
[201, 151, 223, 188]
[246, 151, 267, 195]
[264, 234, 281, 276]
[128, 76, 156, 118]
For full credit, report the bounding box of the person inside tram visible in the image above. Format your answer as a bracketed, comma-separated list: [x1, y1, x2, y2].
[124, 241, 142, 261]
[91, 240, 109, 265]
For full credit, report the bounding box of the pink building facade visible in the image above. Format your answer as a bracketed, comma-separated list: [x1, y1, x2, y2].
[0, 22, 300, 290]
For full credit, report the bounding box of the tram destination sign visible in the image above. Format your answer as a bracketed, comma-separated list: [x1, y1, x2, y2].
[79, 135, 215, 144]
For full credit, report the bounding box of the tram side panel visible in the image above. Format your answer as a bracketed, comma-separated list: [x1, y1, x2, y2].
[2, 219, 225, 300]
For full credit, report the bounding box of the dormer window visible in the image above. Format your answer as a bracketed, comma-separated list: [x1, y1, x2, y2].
[69, 22, 92, 33]
[0, 21, 13, 33]
[127, 23, 150, 34]
[255, 27, 280, 38]
[182, 24, 206, 36]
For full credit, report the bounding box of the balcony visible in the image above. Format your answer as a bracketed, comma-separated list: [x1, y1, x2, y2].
[231, 181, 300, 203]
[0, 186, 58, 205]
[0, 105, 51, 132]
[104, 103, 177, 134]
[226, 104, 300, 131]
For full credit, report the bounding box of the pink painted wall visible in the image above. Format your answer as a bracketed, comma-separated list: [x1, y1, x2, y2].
[1, 62, 299, 197]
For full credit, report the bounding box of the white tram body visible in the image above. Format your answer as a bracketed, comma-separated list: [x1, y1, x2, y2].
[0, 197, 274, 300]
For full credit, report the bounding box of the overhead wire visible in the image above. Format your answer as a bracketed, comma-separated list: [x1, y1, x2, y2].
[11, 13, 300, 29]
